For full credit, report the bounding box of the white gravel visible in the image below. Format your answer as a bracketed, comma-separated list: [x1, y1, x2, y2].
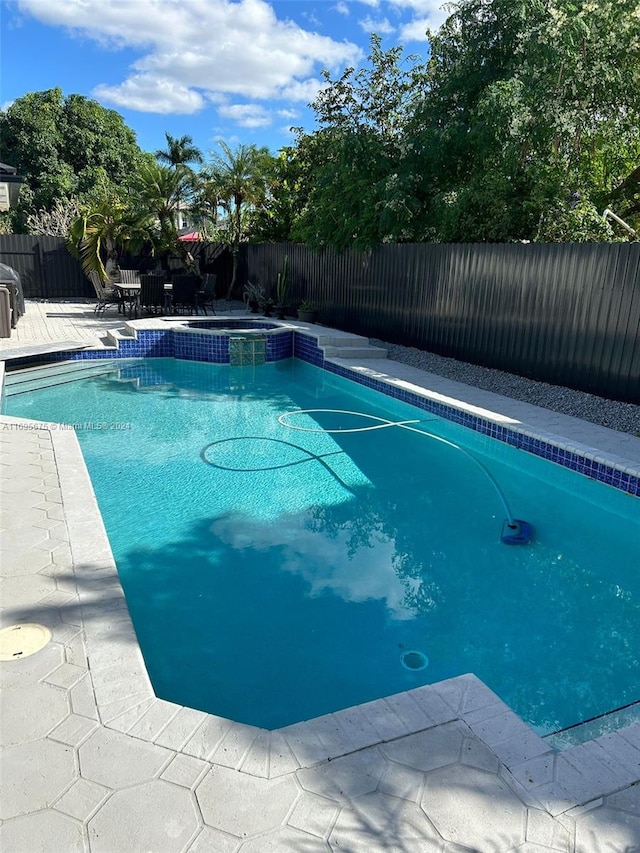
[370, 339, 640, 437]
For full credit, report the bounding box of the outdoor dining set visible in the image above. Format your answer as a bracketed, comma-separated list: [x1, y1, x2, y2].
[90, 270, 217, 319]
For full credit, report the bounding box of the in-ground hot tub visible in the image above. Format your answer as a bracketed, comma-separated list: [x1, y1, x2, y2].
[167, 317, 294, 363]
[180, 319, 283, 333]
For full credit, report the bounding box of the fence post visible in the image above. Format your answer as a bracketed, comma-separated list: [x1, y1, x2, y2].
[34, 241, 45, 298]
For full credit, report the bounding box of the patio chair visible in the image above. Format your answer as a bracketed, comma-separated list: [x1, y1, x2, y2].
[199, 274, 217, 315]
[170, 275, 202, 315]
[139, 274, 168, 315]
[89, 271, 122, 314]
[118, 268, 141, 284]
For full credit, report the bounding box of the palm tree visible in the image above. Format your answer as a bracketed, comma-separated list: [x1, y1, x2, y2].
[155, 133, 203, 170]
[155, 133, 203, 230]
[203, 142, 274, 297]
[67, 188, 150, 282]
[132, 161, 194, 269]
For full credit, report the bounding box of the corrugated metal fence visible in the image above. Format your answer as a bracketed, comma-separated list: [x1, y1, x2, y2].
[0, 234, 91, 299]
[1, 235, 638, 401]
[246, 242, 640, 403]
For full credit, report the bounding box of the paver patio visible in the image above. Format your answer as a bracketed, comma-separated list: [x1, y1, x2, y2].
[1, 301, 640, 852]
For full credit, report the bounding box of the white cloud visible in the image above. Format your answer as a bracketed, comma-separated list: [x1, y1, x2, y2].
[93, 76, 204, 114]
[334, 2, 350, 14]
[17, 0, 363, 112]
[276, 108, 300, 119]
[212, 512, 420, 621]
[359, 14, 395, 35]
[218, 103, 272, 128]
[278, 78, 328, 103]
[390, 0, 449, 36]
[399, 17, 432, 42]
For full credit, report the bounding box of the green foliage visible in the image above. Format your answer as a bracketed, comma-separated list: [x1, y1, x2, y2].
[201, 142, 276, 295]
[155, 133, 203, 169]
[0, 89, 145, 229]
[67, 187, 144, 282]
[410, 0, 640, 242]
[535, 196, 619, 242]
[264, 2, 639, 246]
[288, 36, 427, 249]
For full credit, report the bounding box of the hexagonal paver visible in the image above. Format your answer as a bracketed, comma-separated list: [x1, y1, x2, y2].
[0, 738, 76, 819]
[1, 682, 69, 746]
[0, 641, 64, 690]
[88, 779, 199, 853]
[188, 826, 240, 853]
[0, 573, 57, 608]
[574, 804, 640, 853]
[78, 727, 173, 788]
[381, 721, 466, 772]
[330, 791, 444, 852]
[297, 749, 386, 805]
[422, 764, 526, 849]
[0, 506, 47, 530]
[0, 809, 84, 853]
[2, 525, 50, 551]
[239, 827, 331, 852]
[196, 764, 299, 836]
[2, 473, 46, 493]
[3, 547, 54, 576]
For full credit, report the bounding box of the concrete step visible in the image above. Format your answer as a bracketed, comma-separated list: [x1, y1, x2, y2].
[322, 345, 388, 359]
[105, 326, 136, 347]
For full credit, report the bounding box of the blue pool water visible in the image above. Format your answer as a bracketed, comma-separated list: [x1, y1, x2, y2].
[5, 357, 640, 732]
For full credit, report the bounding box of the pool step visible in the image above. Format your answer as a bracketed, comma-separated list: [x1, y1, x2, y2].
[3, 359, 122, 396]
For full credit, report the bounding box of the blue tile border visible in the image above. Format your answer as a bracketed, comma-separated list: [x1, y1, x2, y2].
[291, 334, 640, 499]
[4, 327, 638, 498]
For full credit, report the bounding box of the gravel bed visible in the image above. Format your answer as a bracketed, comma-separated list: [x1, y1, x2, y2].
[369, 339, 640, 436]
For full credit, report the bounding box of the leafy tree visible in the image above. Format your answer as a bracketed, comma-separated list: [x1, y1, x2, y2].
[246, 149, 300, 243]
[202, 142, 275, 296]
[410, 0, 640, 241]
[0, 88, 145, 229]
[290, 36, 426, 249]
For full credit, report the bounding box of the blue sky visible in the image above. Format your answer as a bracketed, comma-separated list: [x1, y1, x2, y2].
[1, 0, 447, 160]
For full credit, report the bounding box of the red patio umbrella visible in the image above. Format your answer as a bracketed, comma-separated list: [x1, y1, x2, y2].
[178, 231, 201, 241]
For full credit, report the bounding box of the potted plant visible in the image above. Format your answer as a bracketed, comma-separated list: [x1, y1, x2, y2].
[274, 255, 289, 319]
[260, 297, 275, 317]
[243, 281, 265, 313]
[297, 300, 319, 323]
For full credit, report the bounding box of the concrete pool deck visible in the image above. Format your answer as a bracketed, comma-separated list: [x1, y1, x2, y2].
[1, 301, 640, 852]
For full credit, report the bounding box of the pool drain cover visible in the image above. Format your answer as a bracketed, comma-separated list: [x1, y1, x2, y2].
[401, 650, 429, 671]
[0, 624, 52, 661]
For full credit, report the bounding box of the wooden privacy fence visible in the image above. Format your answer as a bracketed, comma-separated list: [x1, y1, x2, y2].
[245, 242, 640, 403]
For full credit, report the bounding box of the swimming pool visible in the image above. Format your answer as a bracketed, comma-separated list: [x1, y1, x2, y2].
[4, 357, 640, 733]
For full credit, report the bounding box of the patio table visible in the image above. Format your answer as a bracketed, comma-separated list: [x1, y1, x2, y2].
[114, 282, 172, 319]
